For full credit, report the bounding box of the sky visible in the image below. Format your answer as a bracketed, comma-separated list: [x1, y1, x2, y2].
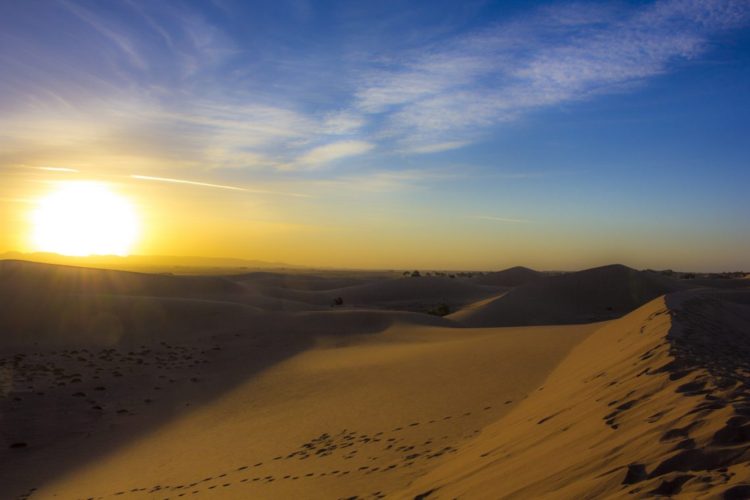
[1, 0, 749, 270]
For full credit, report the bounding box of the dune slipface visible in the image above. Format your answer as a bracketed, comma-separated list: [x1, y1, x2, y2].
[400, 289, 750, 499]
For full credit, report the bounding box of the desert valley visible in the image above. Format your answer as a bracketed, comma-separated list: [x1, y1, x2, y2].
[2, 259, 749, 499]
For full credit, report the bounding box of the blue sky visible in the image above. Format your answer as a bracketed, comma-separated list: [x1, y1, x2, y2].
[1, 0, 749, 270]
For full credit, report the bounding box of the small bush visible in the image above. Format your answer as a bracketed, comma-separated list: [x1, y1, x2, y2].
[428, 303, 451, 316]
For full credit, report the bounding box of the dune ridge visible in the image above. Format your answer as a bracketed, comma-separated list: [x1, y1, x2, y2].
[400, 289, 750, 499]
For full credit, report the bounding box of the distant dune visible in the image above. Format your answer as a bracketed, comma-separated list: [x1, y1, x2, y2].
[232, 271, 379, 291]
[0, 259, 243, 296]
[0, 260, 254, 349]
[0, 251, 302, 273]
[458, 264, 688, 327]
[246, 275, 503, 313]
[474, 266, 542, 287]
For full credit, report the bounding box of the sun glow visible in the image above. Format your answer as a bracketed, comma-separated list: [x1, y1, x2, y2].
[30, 181, 139, 256]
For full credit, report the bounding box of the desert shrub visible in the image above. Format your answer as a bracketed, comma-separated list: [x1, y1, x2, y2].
[411, 270, 421, 278]
[428, 303, 451, 316]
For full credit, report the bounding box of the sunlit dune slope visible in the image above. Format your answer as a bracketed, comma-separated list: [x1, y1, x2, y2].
[3, 315, 598, 499]
[446, 293, 508, 322]
[400, 289, 750, 499]
[459, 264, 687, 327]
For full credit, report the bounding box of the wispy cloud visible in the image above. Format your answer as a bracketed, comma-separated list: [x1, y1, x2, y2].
[355, 0, 750, 152]
[311, 168, 458, 193]
[406, 141, 470, 154]
[0, 0, 747, 179]
[291, 140, 374, 169]
[60, 0, 147, 70]
[322, 111, 366, 135]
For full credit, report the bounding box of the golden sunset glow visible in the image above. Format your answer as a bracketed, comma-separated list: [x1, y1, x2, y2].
[30, 181, 139, 256]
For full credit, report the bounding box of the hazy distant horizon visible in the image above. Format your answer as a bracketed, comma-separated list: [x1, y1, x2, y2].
[1, 249, 746, 275]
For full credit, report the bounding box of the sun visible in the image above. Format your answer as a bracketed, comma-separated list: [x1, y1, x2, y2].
[30, 181, 140, 256]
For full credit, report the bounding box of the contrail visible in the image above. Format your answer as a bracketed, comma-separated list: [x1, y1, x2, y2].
[131, 175, 310, 197]
[35, 166, 79, 172]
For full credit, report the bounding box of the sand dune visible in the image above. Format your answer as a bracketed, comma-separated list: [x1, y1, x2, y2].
[3, 260, 748, 499]
[0, 261, 500, 350]
[458, 264, 687, 327]
[400, 289, 750, 499]
[0, 260, 242, 297]
[445, 293, 507, 322]
[248, 275, 503, 313]
[473, 266, 542, 287]
[1, 312, 597, 499]
[232, 270, 392, 291]
[0, 260, 262, 349]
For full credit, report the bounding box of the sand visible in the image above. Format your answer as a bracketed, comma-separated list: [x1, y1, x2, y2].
[458, 264, 688, 327]
[400, 289, 750, 499]
[1, 314, 596, 498]
[2, 260, 749, 499]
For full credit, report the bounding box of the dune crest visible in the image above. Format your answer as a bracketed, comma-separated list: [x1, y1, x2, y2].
[400, 289, 750, 499]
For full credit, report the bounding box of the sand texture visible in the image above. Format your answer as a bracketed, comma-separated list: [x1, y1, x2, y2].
[1, 260, 749, 499]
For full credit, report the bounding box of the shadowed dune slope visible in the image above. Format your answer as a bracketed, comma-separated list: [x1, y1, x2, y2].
[0, 260, 259, 349]
[688, 278, 750, 290]
[474, 266, 542, 287]
[458, 264, 687, 327]
[0, 261, 469, 349]
[400, 289, 750, 499]
[231, 271, 391, 291]
[251, 275, 502, 310]
[0, 260, 242, 297]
